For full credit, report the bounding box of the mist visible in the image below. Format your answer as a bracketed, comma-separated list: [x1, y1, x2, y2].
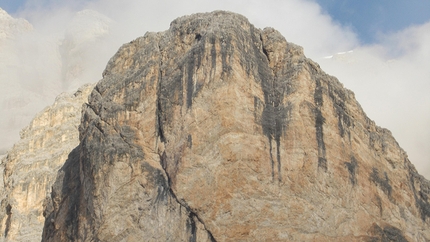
[1, 0, 429, 178]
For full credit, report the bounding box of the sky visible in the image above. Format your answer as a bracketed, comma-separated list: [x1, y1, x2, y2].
[0, 0, 429, 178]
[315, 0, 430, 43]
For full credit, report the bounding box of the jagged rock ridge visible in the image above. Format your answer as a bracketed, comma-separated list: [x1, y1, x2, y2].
[1, 11, 429, 241]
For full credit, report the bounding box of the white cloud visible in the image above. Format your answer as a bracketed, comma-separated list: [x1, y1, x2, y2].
[318, 22, 430, 178]
[1, 0, 429, 178]
[80, 0, 359, 57]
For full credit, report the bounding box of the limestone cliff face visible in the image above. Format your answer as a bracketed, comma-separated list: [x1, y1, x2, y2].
[0, 84, 94, 242]
[36, 11, 430, 241]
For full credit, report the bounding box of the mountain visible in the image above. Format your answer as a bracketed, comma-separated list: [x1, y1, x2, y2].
[1, 11, 429, 241]
[0, 8, 32, 41]
[0, 84, 94, 241]
[0, 7, 41, 155]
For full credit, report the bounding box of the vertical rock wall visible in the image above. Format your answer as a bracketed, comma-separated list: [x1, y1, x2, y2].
[31, 11, 430, 241]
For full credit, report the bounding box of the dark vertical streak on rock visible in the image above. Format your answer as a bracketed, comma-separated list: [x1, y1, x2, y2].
[210, 36, 217, 80]
[370, 168, 392, 199]
[406, 159, 430, 221]
[251, 28, 278, 182]
[314, 78, 327, 171]
[187, 213, 197, 242]
[4, 204, 12, 238]
[314, 79, 324, 107]
[156, 99, 165, 143]
[153, 169, 169, 205]
[186, 38, 205, 109]
[220, 35, 232, 73]
[253, 28, 293, 182]
[344, 155, 358, 185]
[187, 134, 192, 149]
[276, 137, 282, 182]
[375, 195, 383, 216]
[155, 39, 169, 146]
[156, 66, 183, 144]
[186, 52, 195, 109]
[155, 40, 167, 146]
[253, 97, 259, 122]
[160, 150, 167, 171]
[268, 139, 275, 180]
[328, 84, 351, 140]
[335, 105, 346, 137]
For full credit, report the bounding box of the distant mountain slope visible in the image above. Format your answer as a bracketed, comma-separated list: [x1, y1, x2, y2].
[0, 8, 112, 155]
[0, 84, 94, 241]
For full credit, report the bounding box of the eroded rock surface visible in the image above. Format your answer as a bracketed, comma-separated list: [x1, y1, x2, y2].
[0, 84, 94, 241]
[36, 11, 430, 241]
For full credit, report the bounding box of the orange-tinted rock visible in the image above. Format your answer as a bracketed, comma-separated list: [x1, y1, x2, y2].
[38, 11, 430, 241]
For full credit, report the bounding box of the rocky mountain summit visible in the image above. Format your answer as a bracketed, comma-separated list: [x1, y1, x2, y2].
[1, 11, 429, 241]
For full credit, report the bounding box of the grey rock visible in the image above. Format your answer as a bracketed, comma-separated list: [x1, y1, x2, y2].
[2, 11, 429, 242]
